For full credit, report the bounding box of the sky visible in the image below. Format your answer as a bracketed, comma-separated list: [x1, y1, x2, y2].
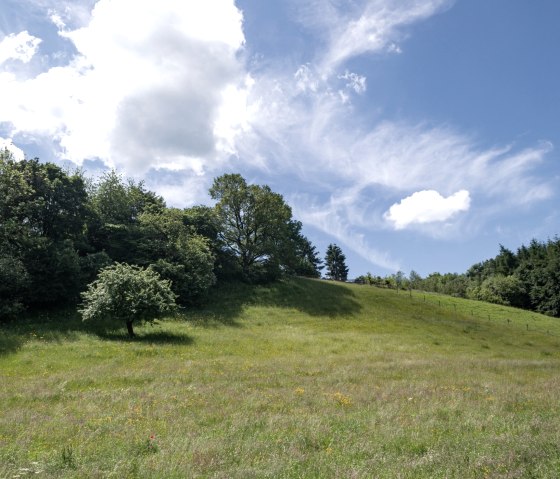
[1, 0, 559, 278]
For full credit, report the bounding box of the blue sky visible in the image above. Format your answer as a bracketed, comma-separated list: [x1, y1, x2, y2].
[1, 0, 558, 278]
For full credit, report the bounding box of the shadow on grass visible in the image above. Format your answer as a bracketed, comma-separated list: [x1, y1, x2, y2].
[1, 278, 359, 354]
[186, 277, 362, 326]
[0, 309, 193, 355]
[96, 328, 194, 345]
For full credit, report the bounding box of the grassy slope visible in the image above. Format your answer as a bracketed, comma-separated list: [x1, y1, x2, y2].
[1, 278, 560, 478]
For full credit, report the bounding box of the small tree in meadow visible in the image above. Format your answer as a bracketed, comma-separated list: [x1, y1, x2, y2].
[79, 263, 177, 337]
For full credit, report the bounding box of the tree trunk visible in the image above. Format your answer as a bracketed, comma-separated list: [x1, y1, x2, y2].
[126, 320, 135, 338]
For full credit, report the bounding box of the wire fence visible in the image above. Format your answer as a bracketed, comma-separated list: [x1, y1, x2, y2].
[351, 281, 560, 340]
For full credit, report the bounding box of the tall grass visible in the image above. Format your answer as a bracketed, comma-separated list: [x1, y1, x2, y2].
[1, 278, 559, 478]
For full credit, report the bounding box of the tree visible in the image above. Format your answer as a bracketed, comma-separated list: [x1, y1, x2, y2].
[324, 244, 349, 281]
[281, 220, 323, 278]
[209, 174, 294, 282]
[79, 263, 177, 337]
[394, 270, 405, 293]
[517, 238, 560, 316]
[409, 270, 422, 290]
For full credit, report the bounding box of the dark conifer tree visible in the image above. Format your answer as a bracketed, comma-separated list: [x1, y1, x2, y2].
[324, 243, 349, 281]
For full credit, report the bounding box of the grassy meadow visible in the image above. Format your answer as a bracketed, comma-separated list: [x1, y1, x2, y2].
[1, 278, 560, 478]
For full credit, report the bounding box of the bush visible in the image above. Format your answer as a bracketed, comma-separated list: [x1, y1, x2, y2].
[79, 263, 177, 337]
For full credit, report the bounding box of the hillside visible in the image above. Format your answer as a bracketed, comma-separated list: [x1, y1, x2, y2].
[1, 278, 560, 478]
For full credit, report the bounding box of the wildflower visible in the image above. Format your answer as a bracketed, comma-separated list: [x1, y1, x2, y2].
[333, 392, 352, 406]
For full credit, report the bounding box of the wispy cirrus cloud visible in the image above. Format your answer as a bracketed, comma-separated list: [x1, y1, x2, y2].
[292, 0, 454, 72]
[237, 51, 553, 257]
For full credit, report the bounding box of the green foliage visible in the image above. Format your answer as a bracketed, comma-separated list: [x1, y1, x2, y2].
[418, 272, 470, 297]
[409, 270, 422, 289]
[79, 263, 177, 337]
[0, 254, 29, 320]
[137, 208, 216, 303]
[0, 156, 89, 310]
[394, 270, 406, 292]
[517, 238, 560, 316]
[209, 173, 298, 282]
[183, 205, 220, 242]
[78, 251, 113, 287]
[89, 170, 164, 226]
[1, 158, 88, 242]
[324, 244, 349, 281]
[467, 275, 527, 307]
[86, 171, 165, 263]
[283, 221, 323, 278]
[149, 241, 215, 306]
[23, 239, 82, 306]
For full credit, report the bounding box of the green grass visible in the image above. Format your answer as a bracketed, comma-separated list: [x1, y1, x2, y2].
[1, 278, 560, 478]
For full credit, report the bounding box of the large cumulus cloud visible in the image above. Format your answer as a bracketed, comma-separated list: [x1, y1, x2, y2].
[0, 0, 248, 174]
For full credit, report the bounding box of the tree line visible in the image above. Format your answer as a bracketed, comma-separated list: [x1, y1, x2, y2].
[1, 150, 346, 322]
[356, 240, 560, 317]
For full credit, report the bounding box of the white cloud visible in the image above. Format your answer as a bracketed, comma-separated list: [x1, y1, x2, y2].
[0, 31, 42, 65]
[298, 0, 453, 73]
[295, 64, 319, 93]
[384, 190, 471, 230]
[338, 71, 367, 94]
[0, 137, 25, 160]
[0, 0, 248, 175]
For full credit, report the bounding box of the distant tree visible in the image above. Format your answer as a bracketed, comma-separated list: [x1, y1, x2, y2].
[394, 271, 406, 293]
[494, 245, 518, 276]
[80, 263, 177, 337]
[467, 275, 527, 307]
[324, 244, 349, 281]
[209, 174, 294, 282]
[409, 270, 422, 290]
[517, 238, 560, 316]
[361, 272, 374, 285]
